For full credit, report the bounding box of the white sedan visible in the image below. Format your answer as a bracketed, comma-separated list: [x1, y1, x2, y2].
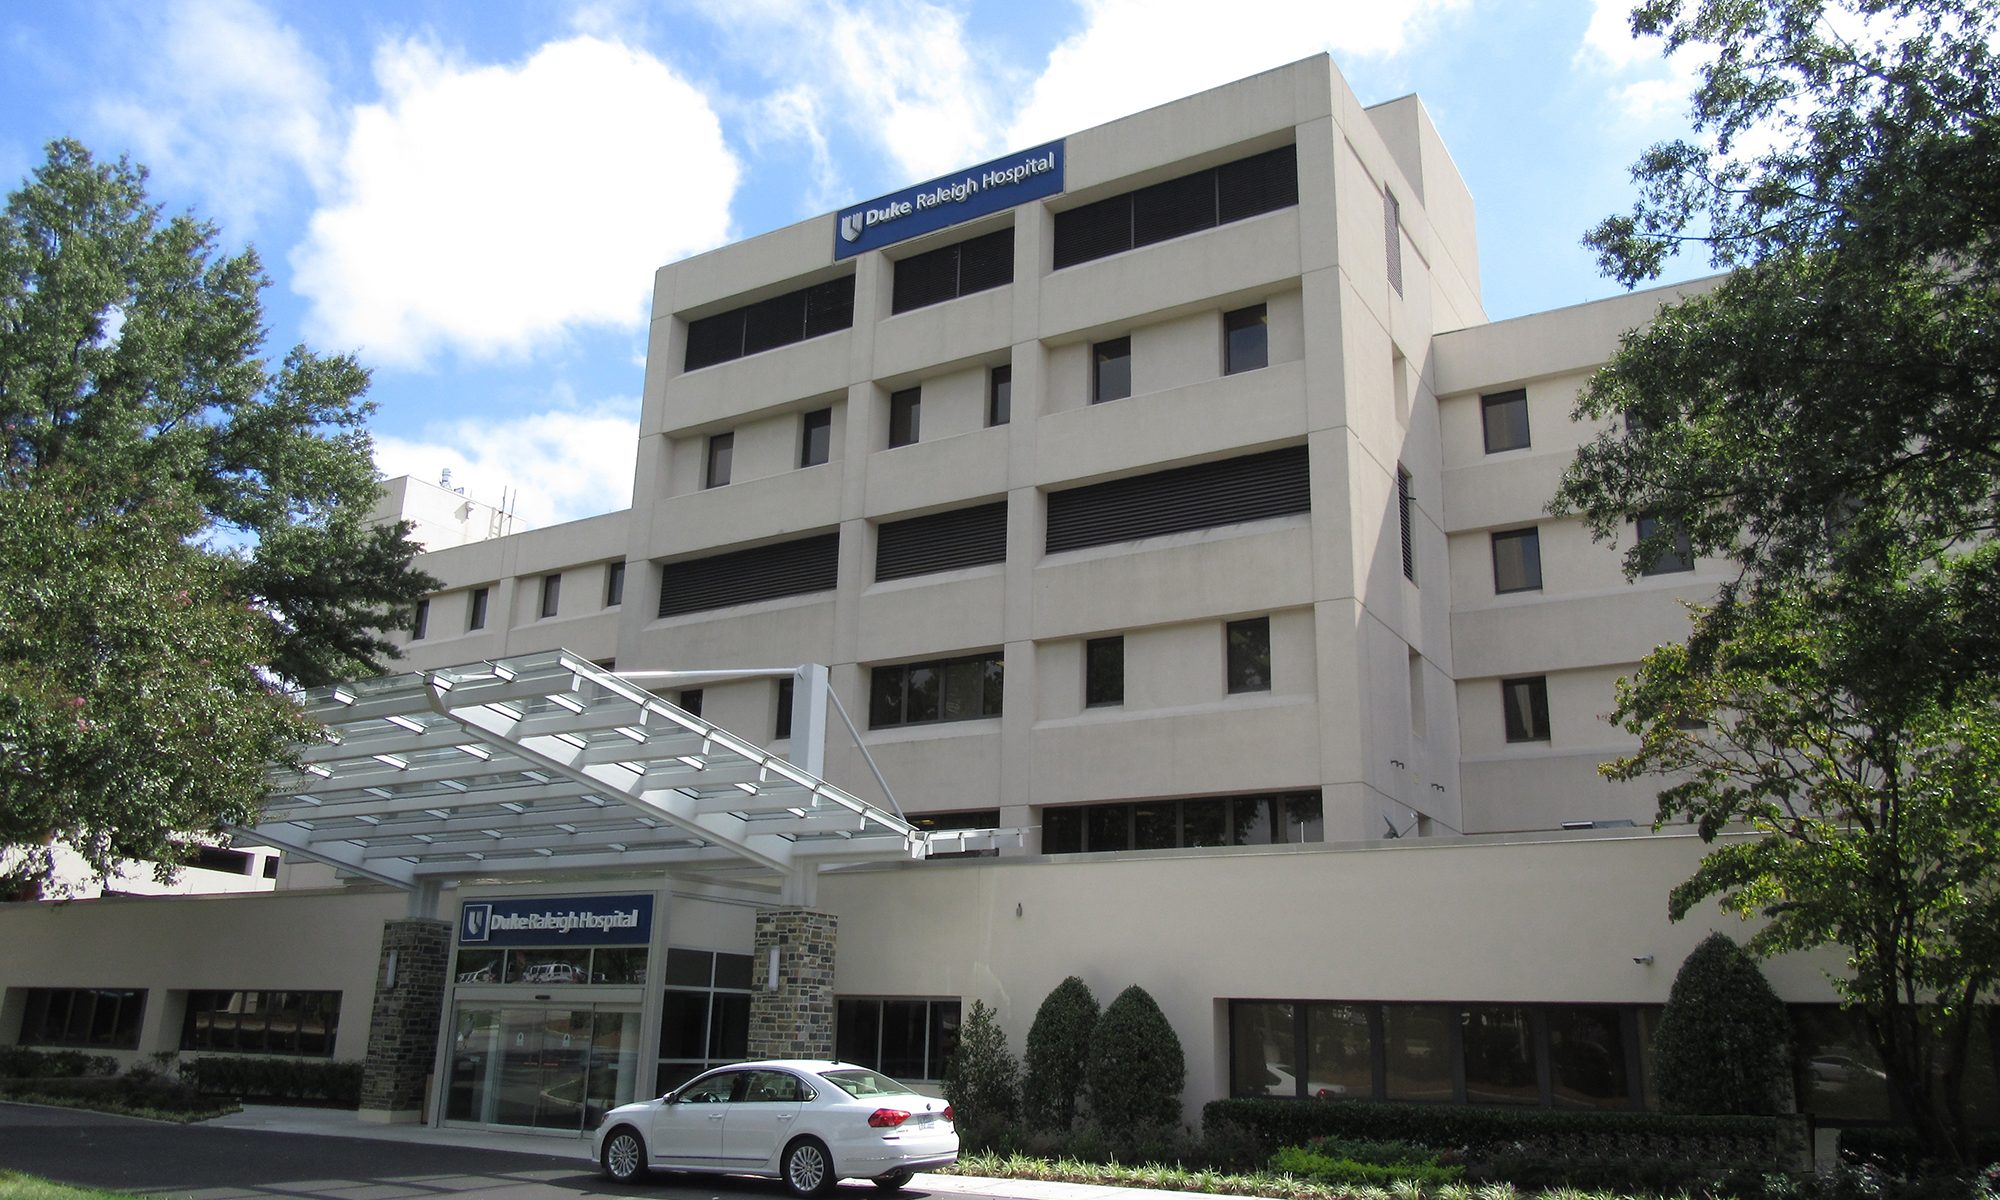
[593, 1059, 958, 1195]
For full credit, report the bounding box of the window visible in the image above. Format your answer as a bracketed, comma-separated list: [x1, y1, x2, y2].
[539, 573, 561, 619]
[1043, 792, 1323, 854]
[875, 501, 1007, 581]
[656, 949, 752, 1092]
[1397, 466, 1415, 582]
[1085, 636, 1124, 707]
[775, 677, 794, 740]
[678, 689, 703, 718]
[911, 809, 1001, 859]
[888, 387, 920, 448]
[1046, 445, 1310, 553]
[683, 275, 855, 371]
[1491, 528, 1543, 594]
[705, 432, 733, 488]
[1636, 514, 1694, 574]
[890, 227, 1014, 313]
[658, 531, 840, 617]
[1053, 144, 1299, 269]
[1091, 337, 1131, 403]
[182, 990, 341, 1056]
[988, 365, 1011, 426]
[1224, 304, 1268, 374]
[1224, 617, 1272, 695]
[836, 998, 960, 1081]
[1385, 188, 1403, 296]
[467, 587, 489, 631]
[605, 561, 625, 608]
[410, 598, 429, 640]
[17, 988, 145, 1049]
[868, 653, 1003, 729]
[800, 408, 832, 467]
[1481, 388, 1531, 453]
[1502, 675, 1551, 743]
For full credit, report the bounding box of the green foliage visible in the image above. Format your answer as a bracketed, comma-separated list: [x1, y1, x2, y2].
[1268, 1141, 1464, 1190]
[1558, 0, 2000, 1166]
[0, 1049, 117, 1079]
[178, 1056, 363, 1107]
[0, 139, 436, 892]
[1202, 1096, 1781, 1166]
[1085, 984, 1185, 1136]
[0, 1063, 225, 1119]
[941, 998, 1019, 1143]
[1652, 933, 1792, 1114]
[1023, 975, 1098, 1130]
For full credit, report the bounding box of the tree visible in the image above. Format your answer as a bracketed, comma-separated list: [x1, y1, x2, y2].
[1652, 933, 1794, 1115]
[1555, 0, 2000, 1165]
[1085, 985, 1184, 1136]
[0, 139, 434, 891]
[1022, 976, 1098, 1130]
[940, 999, 1019, 1147]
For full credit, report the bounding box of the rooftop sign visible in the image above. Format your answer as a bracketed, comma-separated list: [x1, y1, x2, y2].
[834, 140, 1065, 259]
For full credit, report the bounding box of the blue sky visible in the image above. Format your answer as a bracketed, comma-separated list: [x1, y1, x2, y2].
[2, 0, 1709, 529]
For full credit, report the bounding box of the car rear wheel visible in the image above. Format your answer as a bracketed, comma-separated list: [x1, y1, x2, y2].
[601, 1127, 648, 1183]
[872, 1169, 916, 1192]
[783, 1137, 834, 1197]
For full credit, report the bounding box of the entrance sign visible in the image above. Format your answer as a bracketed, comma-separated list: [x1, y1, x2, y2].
[835, 140, 1065, 259]
[458, 894, 653, 947]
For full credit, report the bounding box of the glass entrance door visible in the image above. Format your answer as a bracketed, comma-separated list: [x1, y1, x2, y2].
[445, 1004, 641, 1131]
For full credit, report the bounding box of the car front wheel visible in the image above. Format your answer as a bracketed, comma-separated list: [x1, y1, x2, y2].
[783, 1137, 834, 1197]
[601, 1127, 648, 1183]
[872, 1169, 916, 1192]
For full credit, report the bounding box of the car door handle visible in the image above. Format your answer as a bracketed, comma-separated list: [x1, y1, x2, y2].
[777, 1114, 794, 1122]
[707, 1113, 725, 1121]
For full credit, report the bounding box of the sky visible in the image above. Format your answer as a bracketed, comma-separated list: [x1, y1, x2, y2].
[0, 0, 1713, 531]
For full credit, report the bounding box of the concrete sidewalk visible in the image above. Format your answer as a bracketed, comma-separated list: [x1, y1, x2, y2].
[204, 1106, 1201, 1200]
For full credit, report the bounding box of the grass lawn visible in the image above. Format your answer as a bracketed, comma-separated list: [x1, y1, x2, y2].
[0, 1171, 146, 1200]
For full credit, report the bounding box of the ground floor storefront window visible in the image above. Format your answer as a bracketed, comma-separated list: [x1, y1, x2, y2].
[836, 997, 960, 1081]
[656, 949, 752, 1093]
[16, 987, 145, 1050]
[446, 1005, 641, 1131]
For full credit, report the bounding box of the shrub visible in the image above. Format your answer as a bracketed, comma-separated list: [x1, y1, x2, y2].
[179, 1056, 364, 1107]
[0, 1048, 117, 1080]
[1086, 984, 1184, 1136]
[1023, 975, 1098, 1130]
[1269, 1139, 1466, 1189]
[942, 998, 1019, 1146]
[1653, 931, 1792, 1115]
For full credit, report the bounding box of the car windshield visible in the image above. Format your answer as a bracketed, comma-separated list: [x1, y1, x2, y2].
[818, 1067, 910, 1098]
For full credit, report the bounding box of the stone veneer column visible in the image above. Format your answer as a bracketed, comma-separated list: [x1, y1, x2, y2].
[358, 918, 451, 1123]
[748, 909, 838, 1059]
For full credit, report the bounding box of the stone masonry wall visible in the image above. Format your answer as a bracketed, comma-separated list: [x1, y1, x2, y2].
[359, 917, 451, 1120]
[748, 908, 838, 1059]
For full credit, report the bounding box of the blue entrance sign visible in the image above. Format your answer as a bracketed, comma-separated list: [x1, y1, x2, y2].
[835, 140, 1065, 259]
[457, 894, 653, 947]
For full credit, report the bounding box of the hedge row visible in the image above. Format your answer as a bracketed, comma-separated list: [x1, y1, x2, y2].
[179, 1057, 364, 1107]
[0, 1048, 118, 1080]
[1203, 1096, 1785, 1165]
[1840, 1127, 2000, 1174]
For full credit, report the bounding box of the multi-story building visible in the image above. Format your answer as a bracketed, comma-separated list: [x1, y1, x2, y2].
[5, 54, 1965, 1138]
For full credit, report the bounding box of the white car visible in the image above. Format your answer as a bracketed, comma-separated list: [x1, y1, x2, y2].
[593, 1059, 958, 1195]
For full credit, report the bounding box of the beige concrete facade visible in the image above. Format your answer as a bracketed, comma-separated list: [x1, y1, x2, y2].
[2, 57, 1857, 1132]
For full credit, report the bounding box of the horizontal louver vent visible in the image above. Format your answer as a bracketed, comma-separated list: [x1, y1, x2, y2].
[684, 275, 856, 371]
[1045, 445, 1310, 554]
[1053, 144, 1297, 270]
[891, 228, 1014, 314]
[876, 501, 1008, 581]
[658, 532, 840, 617]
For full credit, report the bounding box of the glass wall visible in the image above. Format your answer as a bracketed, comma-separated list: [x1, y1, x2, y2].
[656, 949, 752, 1093]
[445, 1005, 641, 1130]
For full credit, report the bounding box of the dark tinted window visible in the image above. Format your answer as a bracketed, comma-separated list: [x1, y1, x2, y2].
[410, 598, 429, 640]
[1225, 305, 1268, 374]
[1637, 514, 1694, 574]
[988, 365, 1011, 426]
[1226, 617, 1270, 694]
[801, 408, 832, 467]
[1502, 675, 1551, 742]
[876, 501, 1007, 581]
[705, 432, 732, 488]
[1491, 527, 1542, 594]
[869, 653, 1002, 728]
[657, 532, 840, 617]
[1054, 144, 1298, 269]
[1092, 338, 1131, 403]
[605, 561, 625, 607]
[1482, 389, 1530, 452]
[540, 573, 561, 618]
[1085, 636, 1123, 706]
[892, 228, 1014, 314]
[888, 388, 920, 448]
[468, 587, 489, 630]
[684, 274, 855, 370]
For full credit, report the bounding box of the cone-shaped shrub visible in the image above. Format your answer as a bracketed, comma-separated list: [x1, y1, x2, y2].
[1022, 975, 1098, 1129]
[1086, 984, 1184, 1134]
[941, 998, 1018, 1134]
[1653, 932, 1792, 1114]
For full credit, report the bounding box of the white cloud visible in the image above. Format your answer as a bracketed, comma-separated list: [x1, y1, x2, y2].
[90, 0, 333, 233]
[752, 85, 843, 214]
[819, 1, 998, 179]
[292, 35, 739, 368]
[1573, 0, 1700, 125]
[372, 399, 640, 530]
[1006, 0, 1472, 149]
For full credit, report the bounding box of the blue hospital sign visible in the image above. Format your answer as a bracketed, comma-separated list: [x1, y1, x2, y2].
[456, 894, 653, 947]
[834, 140, 1065, 259]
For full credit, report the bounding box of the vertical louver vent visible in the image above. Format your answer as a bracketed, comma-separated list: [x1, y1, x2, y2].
[657, 532, 841, 617]
[1045, 446, 1310, 554]
[892, 228, 1015, 314]
[684, 275, 856, 371]
[876, 501, 1008, 581]
[1053, 144, 1298, 270]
